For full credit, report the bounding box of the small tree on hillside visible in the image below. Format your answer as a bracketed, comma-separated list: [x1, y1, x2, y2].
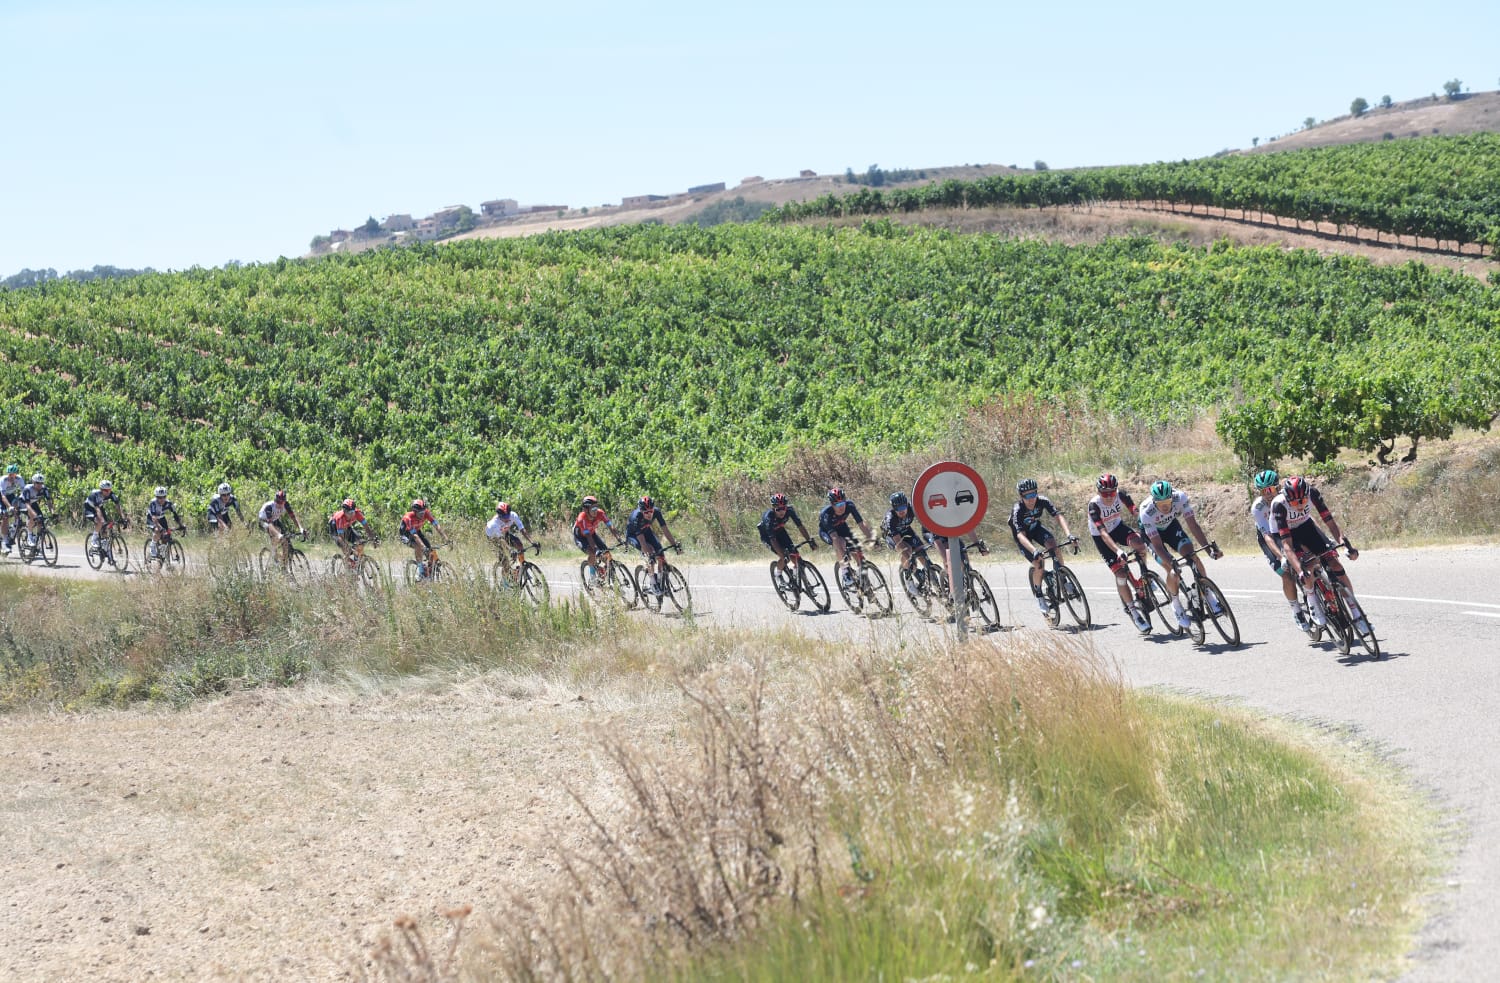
[359, 216, 381, 236]
[1350, 97, 1369, 117]
[1303, 116, 1316, 130]
[1443, 78, 1463, 99]
[1252, 137, 1260, 147]
[1033, 160, 1049, 171]
[1380, 94, 1393, 109]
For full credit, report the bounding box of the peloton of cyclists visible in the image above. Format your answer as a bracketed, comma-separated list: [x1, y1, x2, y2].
[1009, 478, 1076, 615]
[1139, 480, 1223, 629]
[1087, 473, 1153, 632]
[818, 487, 876, 589]
[1271, 475, 1367, 634]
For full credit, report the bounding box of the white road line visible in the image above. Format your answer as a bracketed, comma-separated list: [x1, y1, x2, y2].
[1225, 588, 1500, 610]
[1464, 611, 1500, 619]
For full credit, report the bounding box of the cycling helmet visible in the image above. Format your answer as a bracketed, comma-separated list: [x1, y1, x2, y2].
[5, 464, 18, 475]
[890, 491, 909, 508]
[342, 498, 356, 510]
[581, 495, 599, 509]
[1149, 480, 1173, 502]
[275, 489, 287, 502]
[769, 492, 789, 508]
[99, 479, 113, 491]
[639, 495, 654, 510]
[1016, 478, 1038, 497]
[827, 486, 845, 504]
[1282, 476, 1309, 502]
[497, 501, 511, 515]
[411, 499, 426, 511]
[1253, 469, 1279, 490]
[218, 482, 232, 496]
[1096, 473, 1119, 494]
[154, 486, 168, 498]
[31, 473, 44, 484]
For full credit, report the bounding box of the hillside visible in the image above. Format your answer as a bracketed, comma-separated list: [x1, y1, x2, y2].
[1247, 90, 1500, 154]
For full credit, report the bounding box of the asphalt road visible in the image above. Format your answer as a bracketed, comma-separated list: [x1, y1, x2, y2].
[8, 537, 1497, 979]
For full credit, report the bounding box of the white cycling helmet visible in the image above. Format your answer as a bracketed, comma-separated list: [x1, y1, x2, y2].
[99, 479, 113, 491]
[217, 483, 232, 495]
[31, 473, 44, 484]
[154, 486, 168, 498]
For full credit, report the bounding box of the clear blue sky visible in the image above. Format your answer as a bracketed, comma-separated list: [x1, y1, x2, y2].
[3, 0, 1495, 276]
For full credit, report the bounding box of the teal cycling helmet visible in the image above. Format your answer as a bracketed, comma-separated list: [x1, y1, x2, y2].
[1253, 469, 1279, 490]
[4, 463, 17, 475]
[1149, 479, 1174, 501]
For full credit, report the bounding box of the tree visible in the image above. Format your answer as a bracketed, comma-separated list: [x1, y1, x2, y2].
[1252, 137, 1260, 148]
[1350, 97, 1369, 117]
[1443, 78, 1463, 99]
[1303, 116, 1316, 130]
[1380, 94, 1394, 109]
[1033, 160, 1049, 172]
[359, 216, 381, 236]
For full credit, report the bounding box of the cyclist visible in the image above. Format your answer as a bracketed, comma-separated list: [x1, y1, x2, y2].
[329, 497, 369, 566]
[207, 482, 245, 533]
[1140, 480, 1223, 629]
[1087, 473, 1152, 631]
[82, 480, 129, 558]
[18, 472, 54, 549]
[883, 492, 932, 578]
[758, 492, 814, 578]
[1, 464, 29, 553]
[573, 495, 616, 585]
[626, 495, 680, 596]
[1250, 469, 1307, 629]
[486, 501, 539, 585]
[1272, 476, 1367, 634]
[144, 487, 186, 560]
[818, 487, 876, 589]
[399, 499, 447, 580]
[1009, 478, 1076, 615]
[258, 490, 307, 556]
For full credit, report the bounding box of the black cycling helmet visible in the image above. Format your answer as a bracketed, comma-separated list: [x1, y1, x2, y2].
[1016, 478, 1038, 497]
[890, 491, 909, 508]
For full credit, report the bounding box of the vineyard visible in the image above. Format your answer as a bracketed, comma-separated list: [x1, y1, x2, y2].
[1, 223, 1498, 520]
[772, 135, 1500, 257]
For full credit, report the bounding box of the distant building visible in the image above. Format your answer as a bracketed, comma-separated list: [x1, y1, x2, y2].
[621, 194, 669, 208]
[329, 229, 351, 242]
[522, 204, 570, 214]
[432, 206, 467, 230]
[382, 214, 415, 232]
[799, 169, 817, 178]
[481, 199, 519, 218]
[412, 219, 440, 241]
[739, 175, 764, 185]
[687, 182, 726, 195]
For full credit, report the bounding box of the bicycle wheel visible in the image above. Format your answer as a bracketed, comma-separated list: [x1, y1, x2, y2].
[900, 565, 932, 617]
[519, 562, 549, 606]
[836, 562, 864, 614]
[633, 564, 659, 611]
[1184, 583, 1206, 645]
[857, 561, 892, 616]
[967, 570, 1001, 629]
[1336, 587, 1381, 659]
[799, 560, 832, 613]
[1057, 566, 1090, 627]
[164, 540, 186, 575]
[356, 555, 380, 589]
[1197, 577, 1239, 646]
[287, 548, 311, 582]
[661, 564, 691, 615]
[770, 561, 800, 612]
[1042, 572, 1062, 628]
[40, 530, 58, 567]
[85, 533, 105, 570]
[1144, 572, 1183, 635]
[142, 540, 164, 574]
[258, 547, 275, 578]
[608, 560, 639, 609]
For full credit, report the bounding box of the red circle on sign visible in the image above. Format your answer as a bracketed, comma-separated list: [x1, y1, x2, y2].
[913, 461, 988, 538]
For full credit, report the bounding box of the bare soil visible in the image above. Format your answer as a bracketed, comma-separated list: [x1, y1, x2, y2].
[0, 678, 677, 981]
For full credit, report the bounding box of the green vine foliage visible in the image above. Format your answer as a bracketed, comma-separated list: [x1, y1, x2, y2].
[0, 224, 1497, 519]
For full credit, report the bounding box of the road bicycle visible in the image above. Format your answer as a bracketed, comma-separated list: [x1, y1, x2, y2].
[833, 537, 893, 616]
[1037, 537, 1090, 629]
[85, 518, 131, 573]
[493, 541, 549, 606]
[897, 537, 949, 618]
[327, 530, 381, 588]
[1121, 548, 1176, 635]
[634, 542, 691, 615]
[259, 528, 311, 581]
[951, 538, 1002, 630]
[579, 538, 639, 608]
[14, 512, 59, 567]
[769, 539, 832, 614]
[403, 535, 450, 585]
[1161, 542, 1240, 647]
[1297, 541, 1379, 658]
[142, 524, 188, 575]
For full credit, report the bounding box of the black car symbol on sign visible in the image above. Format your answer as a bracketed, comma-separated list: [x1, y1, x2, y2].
[955, 489, 975, 506]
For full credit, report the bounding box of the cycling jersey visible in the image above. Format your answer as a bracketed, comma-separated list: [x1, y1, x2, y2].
[83, 489, 122, 516]
[1270, 487, 1332, 539]
[626, 507, 667, 539]
[1138, 491, 1195, 537]
[0, 475, 25, 507]
[259, 500, 297, 525]
[400, 508, 438, 535]
[207, 494, 243, 522]
[1086, 490, 1138, 537]
[1009, 495, 1060, 540]
[331, 507, 366, 532]
[817, 501, 864, 533]
[147, 498, 181, 526]
[882, 508, 919, 540]
[21, 484, 52, 512]
[757, 506, 803, 541]
[573, 509, 610, 536]
[486, 512, 526, 539]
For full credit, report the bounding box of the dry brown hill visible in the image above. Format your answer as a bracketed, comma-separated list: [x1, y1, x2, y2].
[1244, 90, 1500, 154]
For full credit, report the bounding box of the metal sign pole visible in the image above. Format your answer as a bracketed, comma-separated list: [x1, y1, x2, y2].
[949, 537, 966, 639]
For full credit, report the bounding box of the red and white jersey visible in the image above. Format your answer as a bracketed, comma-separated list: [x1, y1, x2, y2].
[1270, 486, 1332, 538]
[1086, 490, 1137, 536]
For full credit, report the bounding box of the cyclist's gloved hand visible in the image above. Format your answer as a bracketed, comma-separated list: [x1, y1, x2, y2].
[1346, 544, 1359, 561]
[1208, 543, 1223, 560]
[533, 543, 542, 554]
[806, 542, 816, 551]
[978, 543, 990, 555]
